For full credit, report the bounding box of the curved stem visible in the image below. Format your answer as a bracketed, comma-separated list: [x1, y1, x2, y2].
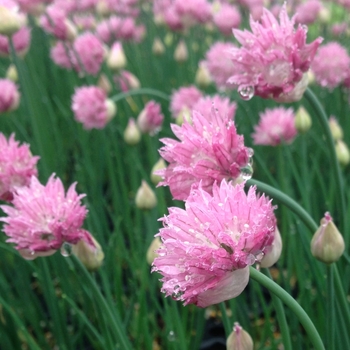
[264, 269, 292, 350]
[333, 265, 350, 330]
[304, 88, 346, 229]
[246, 179, 318, 233]
[70, 256, 133, 350]
[111, 88, 170, 103]
[249, 267, 325, 350]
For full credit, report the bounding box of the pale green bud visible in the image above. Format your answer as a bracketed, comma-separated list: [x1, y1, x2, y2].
[311, 212, 345, 264]
[226, 323, 253, 350]
[150, 158, 166, 185]
[295, 106, 312, 133]
[135, 181, 157, 210]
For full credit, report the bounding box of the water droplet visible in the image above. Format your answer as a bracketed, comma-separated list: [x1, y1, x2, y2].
[240, 164, 253, 180]
[245, 253, 256, 265]
[168, 331, 176, 342]
[247, 147, 254, 157]
[238, 85, 255, 101]
[60, 242, 72, 257]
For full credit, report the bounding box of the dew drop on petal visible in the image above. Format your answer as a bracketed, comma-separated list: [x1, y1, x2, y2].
[245, 253, 256, 265]
[240, 163, 253, 180]
[60, 242, 73, 257]
[238, 85, 255, 101]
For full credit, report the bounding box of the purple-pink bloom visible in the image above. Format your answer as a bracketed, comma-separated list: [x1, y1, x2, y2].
[0, 133, 39, 201]
[137, 100, 164, 135]
[152, 180, 277, 307]
[212, 3, 241, 36]
[228, 5, 322, 102]
[0, 174, 96, 259]
[0, 26, 31, 57]
[311, 42, 350, 90]
[192, 95, 237, 121]
[40, 5, 75, 41]
[252, 107, 297, 146]
[72, 32, 105, 76]
[170, 85, 203, 119]
[0, 78, 20, 113]
[295, 0, 322, 25]
[114, 70, 141, 92]
[202, 42, 238, 91]
[158, 107, 252, 200]
[72, 86, 112, 129]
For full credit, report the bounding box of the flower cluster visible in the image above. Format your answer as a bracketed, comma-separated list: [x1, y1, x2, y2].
[0, 175, 96, 259]
[228, 5, 322, 102]
[0, 133, 39, 201]
[152, 180, 277, 307]
[158, 106, 251, 200]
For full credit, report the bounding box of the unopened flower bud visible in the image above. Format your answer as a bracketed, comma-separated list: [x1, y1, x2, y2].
[260, 227, 282, 268]
[107, 42, 127, 71]
[176, 107, 191, 125]
[105, 99, 116, 122]
[151, 158, 166, 185]
[124, 118, 141, 145]
[0, 5, 25, 36]
[72, 235, 104, 271]
[146, 237, 162, 265]
[98, 74, 112, 94]
[115, 70, 140, 92]
[152, 37, 165, 56]
[174, 40, 188, 63]
[329, 116, 343, 141]
[311, 212, 345, 264]
[318, 7, 330, 23]
[6, 64, 18, 82]
[227, 323, 253, 350]
[135, 180, 157, 210]
[336, 140, 350, 166]
[195, 62, 212, 88]
[295, 106, 312, 133]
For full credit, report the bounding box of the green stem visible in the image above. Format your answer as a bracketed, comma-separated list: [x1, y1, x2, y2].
[70, 256, 133, 350]
[219, 302, 231, 336]
[304, 88, 346, 229]
[247, 179, 318, 233]
[333, 265, 350, 329]
[249, 267, 325, 350]
[264, 269, 292, 350]
[111, 88, 170, 103]
[326, 265, 335, 350]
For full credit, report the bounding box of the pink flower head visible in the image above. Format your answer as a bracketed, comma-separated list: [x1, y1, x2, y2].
[0, 78, 20, 113]
[311, 42, 350, 90]
[173, 0, 212, 28]
[212, 3, 241, 36]
[96, 16, 145, 44]
[72, 86, 112, 129]
[158, 107, 252, 200]
[170, 85, 203, 119]
[50, 40, 74, 69]
[114, 70, 140, 92]
[295, 0, 322, 25]
[192, 95, 237, 121]
[0, 133, 39, 201]
[228, 5, 322, 102]
[0, 26, 31, 57]
[152, 180, 277, 307]
[0, 174, 96, 259]
[202, 42, 237, 91]
[72, 32, 105, 76]
[137, 100, 164, 135]
[252, 107, 297, 146]
[40, 5, 75, 41]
